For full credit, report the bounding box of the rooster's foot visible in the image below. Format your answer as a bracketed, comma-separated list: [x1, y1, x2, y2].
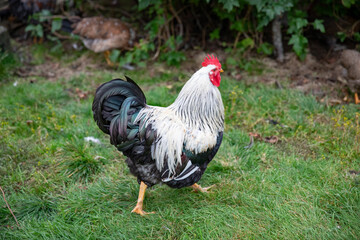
[131, 181, 154, 216]
[191, 183, 215, 193]
[131, 205, 155, 216]
[104, 50, 115, 67]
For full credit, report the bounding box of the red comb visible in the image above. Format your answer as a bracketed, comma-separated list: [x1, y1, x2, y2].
[202, 54, 222, 69]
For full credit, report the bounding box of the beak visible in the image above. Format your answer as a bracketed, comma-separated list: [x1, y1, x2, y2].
[220, 69, 224, 73]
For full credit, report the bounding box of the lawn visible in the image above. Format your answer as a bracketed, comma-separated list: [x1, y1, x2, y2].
[0, 50, 359, 239]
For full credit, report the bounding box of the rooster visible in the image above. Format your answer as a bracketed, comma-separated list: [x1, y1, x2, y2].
[92, 55, 224, 215]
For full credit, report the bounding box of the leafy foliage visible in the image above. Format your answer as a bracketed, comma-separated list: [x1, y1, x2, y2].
[25, 10, 52, 38]
[25, 24, 44, 38]
[23, 0, 359, 67]
[25, 10, 65, 53]
[248, 0, 294, 30]
[110, 39, 155, 68]
[257, 42, 274, 55]
[134, 0, 356, 62]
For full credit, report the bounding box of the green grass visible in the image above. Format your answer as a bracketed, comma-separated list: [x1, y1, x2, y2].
[0, 56, 359, 239]
[0, 51, 17, 81]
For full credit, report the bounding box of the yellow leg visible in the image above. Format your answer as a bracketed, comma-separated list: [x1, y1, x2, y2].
[104, 50, 115, 67]
[355, 93, 360, 104]
[33, 37, 43, 44]
[131, 181, 155, 216]
[191, 183, 215, 193]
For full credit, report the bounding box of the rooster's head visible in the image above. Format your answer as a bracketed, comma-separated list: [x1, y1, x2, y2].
[202, 54, 224, 87]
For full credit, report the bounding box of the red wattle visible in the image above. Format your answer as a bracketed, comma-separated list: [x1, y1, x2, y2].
[209, 71, 221, 87]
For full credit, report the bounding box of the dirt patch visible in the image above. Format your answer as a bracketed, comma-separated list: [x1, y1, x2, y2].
[245, 51, 359, 105]
[15, 53, 103, 81]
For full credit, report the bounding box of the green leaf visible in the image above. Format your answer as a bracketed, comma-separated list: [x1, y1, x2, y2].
[256, 15, 270, 30]
[342, 0, 355, 8]
[257, 42, 274, 55]
[47, 35, 58, 42]
[147, 42, 155, 51]
[289, 34, 308, 60]
[160, 51, 185, 67]
[164, 36, 176, 51]
[137, 61, 146, 68]
[51, 18, 62, 33]
[210, 28, 220, 40]
[175, 35, 183, 46]
[224, 47, 233, 54]
[230, 20, 245, 32]
[50, 42, 63, 53]
[273, 5, 285, 16]
[145, 16, 165, 40]
[353, 32, 360, 42]
[295, 18, 308, 30]
[293, 9, 307, 18]
[239, 38, 254, 49]
[138, 0, 161, 10]
[36, 25, 44, 38]
[337, 32, 347, 42]
[119, 52, 134, 66]
[25, 25, 36, 32]
[264, 8, 275, 20]
[220, 0, 240, 12]
[39, 9, 51, 22]
[138, 0, 151, 10]
[312, 19, 325, 33]
[226, 57, 237, 66]
[287, 17, 308, 34]
[26, 24, 44, 38]
[109, 50, 121, 63]
[250, 0, 265, 11]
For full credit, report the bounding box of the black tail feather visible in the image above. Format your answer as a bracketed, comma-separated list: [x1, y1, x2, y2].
[92, 77, 146, 136]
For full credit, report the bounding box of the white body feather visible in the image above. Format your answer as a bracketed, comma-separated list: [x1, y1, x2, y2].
[135, 65, 224, 175]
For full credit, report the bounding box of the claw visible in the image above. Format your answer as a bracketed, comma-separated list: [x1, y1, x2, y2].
[191, 183, 215, 193]
[131, 206, 155, 216]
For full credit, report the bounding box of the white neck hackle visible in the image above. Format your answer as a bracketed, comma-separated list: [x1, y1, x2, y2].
[169, 64, 224, 133]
